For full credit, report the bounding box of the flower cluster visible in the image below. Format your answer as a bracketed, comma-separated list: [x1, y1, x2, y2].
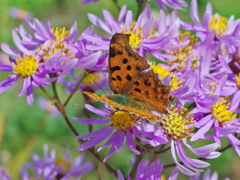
[0, 145, 93, 180]
[1, 0, 240, 179]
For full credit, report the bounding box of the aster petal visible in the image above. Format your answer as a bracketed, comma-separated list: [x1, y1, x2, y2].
[231, 90, 240, 110]
[118, 5, 127, 23]
[0, 65, 13, 72]
[102, 10, 121, 33]
[98, 131, 120, 152]
[215, 126, 237, 136]
[87, 13, 112, 34]
[171, 140, 195, 176]
[117, 170, 125, 180]
[124, 10, 133, 28]
[72, 153, 85, 168]
[65, 22, 78, 41]
[190, 0, 200, 23]
[76, 126, 111, 139]
[191, 119, 214, 141]
[19, 77, 31, 96]
[25, 84, 34, 105]
[75, 51, 102, 69]
[21, 167, 30, 180]
[85, 104, 109, 117]
[184, 141, 219, 158]
[202, 3, 212, 29]
[213, 74, 227, 96]
[196, 114, 213, 128]
[132, 127, 149, 144]
[103, 131, 124, 162]
[62, 58, 78, 71]
[142, 18, 154, 38]
[169, 168, 179, 180]
[72, 117, 109, 124]
[76, 127, 113, 151]
[0, 43, 22, 57]
[33, 18, 51, 39]
[0, 75, 18, 93]
[45, 21, 55, 39]
[12, 30, 31, 54]
[176, 141, 204, 172]
[126, 130, 140, 155]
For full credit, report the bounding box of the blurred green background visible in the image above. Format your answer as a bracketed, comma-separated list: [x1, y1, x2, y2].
[0, 0, 240, 179]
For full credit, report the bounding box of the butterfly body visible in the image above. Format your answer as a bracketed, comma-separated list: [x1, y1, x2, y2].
[84, 33, 171, 122]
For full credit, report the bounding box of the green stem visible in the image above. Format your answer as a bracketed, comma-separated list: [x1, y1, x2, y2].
[39, 81, 118, 177]
[64, 72, 88, 107]
[129, 153, 144, 179]
[112, 0, 121, 12]
[136, 0, 148, 20]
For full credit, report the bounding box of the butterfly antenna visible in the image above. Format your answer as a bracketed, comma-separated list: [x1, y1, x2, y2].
[84, 70, 108, 95]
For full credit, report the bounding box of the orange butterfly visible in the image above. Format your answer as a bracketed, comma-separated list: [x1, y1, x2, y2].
[83, 33, 171, 122]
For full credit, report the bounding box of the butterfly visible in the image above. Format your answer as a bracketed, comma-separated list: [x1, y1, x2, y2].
[83, 33, 171, 122]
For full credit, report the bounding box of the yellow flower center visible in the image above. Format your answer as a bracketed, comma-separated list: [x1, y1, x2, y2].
[82, 72, 103, 87]
[52, 27, 70, 41]
[236, 73, 240, 88]
[151, 63, 183, 91]
[120, 21, 157, 49]
[39, 41, 75, 64]
[109, 111, 136, 130]
[55, 156, 71, 174]
[162, 105, 195, 140]
[167, 31, 199, 71]
[211, 98, 236, 124]
[13, 54, 38, 78]
[209, 15, 229, 36]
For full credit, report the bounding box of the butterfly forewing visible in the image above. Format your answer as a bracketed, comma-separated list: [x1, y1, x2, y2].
[108, 33, 150, 94]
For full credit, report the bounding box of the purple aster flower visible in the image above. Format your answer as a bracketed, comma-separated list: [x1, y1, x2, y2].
[155, 0, 188, 11]
[191, 95, 240, 152]
[0, 36, 57, 105]
[143, 104, 221, 176]
[73, 104, 156, 162]
[19, 18, 78, 48]
[117, 159, 164, 180]
[37, 97, 60, 116]
[24, 144, 93, 179]
[182, 0, 240, 46]
[9, 7, 32, 20]
[84, 4, 180, 59]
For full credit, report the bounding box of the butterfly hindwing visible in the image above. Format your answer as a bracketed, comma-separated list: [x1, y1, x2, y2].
[129, 69, 172, 114]
[83, 91, 161, 121]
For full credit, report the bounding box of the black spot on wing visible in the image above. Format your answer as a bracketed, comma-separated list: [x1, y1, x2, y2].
[144, 80, 151, 86]
[126, 74, 132, 81]
[110, 66, 121, 73]
[123, 58, 128, 64]
[127, 65, 131, 70]
[134, 88, 141, 93]
[117, 75, 122, 81]
[134, 81, 139, 86]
